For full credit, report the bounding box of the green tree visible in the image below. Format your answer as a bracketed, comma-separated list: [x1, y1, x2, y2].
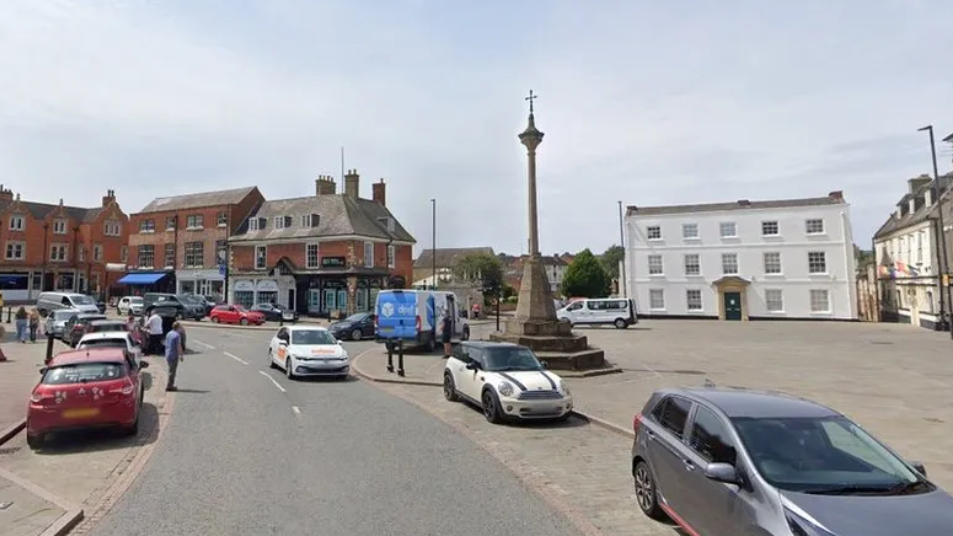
[454, 252, 505, 293]
[600, 245, 625, 279]
[560, 249, 610, 298]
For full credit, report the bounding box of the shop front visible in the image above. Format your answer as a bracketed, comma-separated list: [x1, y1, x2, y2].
[176, 268, 225, 298]
[302, 274, 385, 318]
[230, 275, 296, 308]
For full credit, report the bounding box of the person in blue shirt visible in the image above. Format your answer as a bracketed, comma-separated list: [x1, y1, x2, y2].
[164, 321, 185, 392]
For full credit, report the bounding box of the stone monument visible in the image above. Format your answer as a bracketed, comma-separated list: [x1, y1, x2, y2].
[490, 92, 613, 373]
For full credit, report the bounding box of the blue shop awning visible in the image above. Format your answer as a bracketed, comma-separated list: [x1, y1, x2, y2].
[118, 273, 168, 285]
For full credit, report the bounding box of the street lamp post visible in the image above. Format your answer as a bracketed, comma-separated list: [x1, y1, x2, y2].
[430, 198, 436, 290]
[918, 125, 953, 337]
[617, 201, 626, 298]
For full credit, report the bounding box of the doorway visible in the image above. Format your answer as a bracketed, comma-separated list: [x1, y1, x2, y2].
[724, 292, 743, 321]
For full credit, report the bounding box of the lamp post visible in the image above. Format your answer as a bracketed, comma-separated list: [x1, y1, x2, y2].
[617, 201, 626, 298]
[41, 223, 49, 291]
[918, 125, 953, 337]
[430, 198, 436, 290]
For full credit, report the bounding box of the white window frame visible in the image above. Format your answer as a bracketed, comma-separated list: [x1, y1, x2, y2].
[4, 241, 25, 260]
[139, 219, 155, 233]
[805, 219, 825, 234]
[166, 216, 176, 231]
[249, 218, 260, 231]
[78, 245, 86, 262]
[274, 216, 287, 230]
[50, 243, 68, 262]
[138, 245, 155, 268]
[53, 219, 68, 235]
[164, 243, 176, 268]
[686, 289, 703, 311]
[305, 243, 320, 269]
[104, 220, 121, 236]
[186, 214, 204, 230]
[763, 252, 782, 275]
[810, 289, 830, 313]
[255, 245, 267, 270]
[647, 255, 663, 275]
[721, 253, 739, 275]
[646, 225, 662, 240]
[93, 244, 102, 261]
[8, 215, 25, 231]
[217, 212, 228, 227]
[649, 289, 665, 310]
[682, 223, 699, 239]
[808, 251, 827, 274]
[719, 222, 737, 238]
[387, 245, 396, 269]
[761, 221, 779, 236]
[364, 241, 374, 268]
[184, 241, 204, 268]
[765, 289, 784, 312]
[684, 254, 700, 276]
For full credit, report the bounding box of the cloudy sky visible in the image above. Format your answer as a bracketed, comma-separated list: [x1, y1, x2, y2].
[1, 1, 951, 256]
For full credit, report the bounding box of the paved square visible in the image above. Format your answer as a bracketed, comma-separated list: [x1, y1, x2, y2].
[564, 320, 953, 490]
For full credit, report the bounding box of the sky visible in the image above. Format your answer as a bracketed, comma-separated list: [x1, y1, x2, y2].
[2, 0, 952, 257]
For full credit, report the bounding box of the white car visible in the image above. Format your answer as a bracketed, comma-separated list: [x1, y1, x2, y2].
[443, 341, 573, 424]
[117, 296, 145, 316]
[76, 331, 142, 366]
[268, 326, 349, 380]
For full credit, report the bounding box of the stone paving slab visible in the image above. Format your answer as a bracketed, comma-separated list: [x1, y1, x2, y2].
[0, 340, 63, 434]
[0, 471, 67, 536]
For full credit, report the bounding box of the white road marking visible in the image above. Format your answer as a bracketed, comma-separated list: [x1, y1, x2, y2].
[291, 406, 301, 415]
[224, 352, 249, 365]
[259, 370, 287, 393]
[193, 339, 216, 350]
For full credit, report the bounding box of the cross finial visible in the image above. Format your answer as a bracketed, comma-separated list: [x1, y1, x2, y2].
[525, 90, 538, 114]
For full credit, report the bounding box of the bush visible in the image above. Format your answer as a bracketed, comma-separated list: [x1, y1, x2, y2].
[560, 249, 610, 298]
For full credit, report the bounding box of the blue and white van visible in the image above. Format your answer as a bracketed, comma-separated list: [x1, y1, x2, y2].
[375, 290, 470, 351]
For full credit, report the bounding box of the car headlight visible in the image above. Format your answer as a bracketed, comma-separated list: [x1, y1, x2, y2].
[559, 382, 571, 396]
[498, 381, 515, 397]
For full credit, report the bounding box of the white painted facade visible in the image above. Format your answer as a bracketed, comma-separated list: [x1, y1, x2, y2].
[625, 197, 857, 320]
[874, 220, 940, 328]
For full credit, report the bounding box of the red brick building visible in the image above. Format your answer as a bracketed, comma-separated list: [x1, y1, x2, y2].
[227, 170, 415, 316]
[0, 186, 130, 303]
[125, 187, 263, 296]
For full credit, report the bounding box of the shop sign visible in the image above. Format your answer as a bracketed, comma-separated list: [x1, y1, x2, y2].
[256, 279, 279, 292]
[321, 256, 346, 268]
[233, 280, 254, 292]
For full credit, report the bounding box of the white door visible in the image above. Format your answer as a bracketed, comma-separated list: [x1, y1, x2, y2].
[563, 301, 585, 323]
[458, 347, 483, 400]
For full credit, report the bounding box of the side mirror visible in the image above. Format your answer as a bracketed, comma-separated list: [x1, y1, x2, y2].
[139, 361, 150, 369]
[540, 360, 549, 369]
[278, 340, 288, 346]
[39, 367, 47, 375]
[704, 463, 741, 485]
[910, 461, 927, 477]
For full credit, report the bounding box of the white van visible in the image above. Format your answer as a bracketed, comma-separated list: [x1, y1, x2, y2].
[36, 292, 100, 315]
[556, 298, 638, 329]
[375, 289, 470, 351]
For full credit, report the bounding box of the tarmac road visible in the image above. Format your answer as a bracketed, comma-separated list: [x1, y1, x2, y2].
[87, 325, 584, 536]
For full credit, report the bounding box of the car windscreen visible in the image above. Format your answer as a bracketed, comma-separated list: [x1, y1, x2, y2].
[483, 347, 543, 372]
[72, 295, 96, 305]
[42, 362, 124, 385]
[291, 330, 337, 345]
[129, 297, 144, 303]
[344, 313, 367, 322]
[731, 416, 924, 494]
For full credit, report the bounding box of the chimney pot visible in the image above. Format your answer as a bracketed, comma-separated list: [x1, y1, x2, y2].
[372, 179, 387, 206]
[344, 169, 360, 199]
[828, 190, 844, 201]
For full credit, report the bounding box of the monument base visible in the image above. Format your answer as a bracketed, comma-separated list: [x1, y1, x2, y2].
[489, 318, 611, 372]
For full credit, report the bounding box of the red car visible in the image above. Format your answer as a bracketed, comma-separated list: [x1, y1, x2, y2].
[209, 304, 266, 326]
[27, 347, 148, 449]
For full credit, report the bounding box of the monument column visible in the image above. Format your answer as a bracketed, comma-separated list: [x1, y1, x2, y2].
[521, 90, 543, 256]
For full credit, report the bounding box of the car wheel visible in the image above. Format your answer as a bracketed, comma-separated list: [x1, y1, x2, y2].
[211, 316, 219, 323]
[614, 318, 628, 329]
[268, 349, 277, 369]
[285, 357, 295, 380]
[481, 388, 503, 424]
[634, 460, 667, 521]
[425, 336, 436, 353]
[240, 318, 249, 326]
[26, 432, 43, 450]
[443, 372, 459, 402]
[350, 329, 362, 341]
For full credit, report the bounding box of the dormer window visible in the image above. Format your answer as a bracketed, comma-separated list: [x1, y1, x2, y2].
[53, 219, 68, 235]
[302, 214, 321, 227]
[8, 215, 25, 231]
[274, 215, 293, 229]
[249, 217, 268, 231]
[377, 217, 395, 232]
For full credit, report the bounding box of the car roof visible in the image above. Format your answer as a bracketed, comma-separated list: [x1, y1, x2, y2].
[662, 387, 840, 419]
[286, 325, 330, 332]
[79, 331, 130, 340]
[50, 347, 127, 366]
[461, 341, 525, 350]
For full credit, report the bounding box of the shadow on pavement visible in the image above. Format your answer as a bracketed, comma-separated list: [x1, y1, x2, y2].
[294, 375, 358, 384]
[456, 401, 588, 429]
[31, 402, 160, 455]
[171, 388, 210, 394]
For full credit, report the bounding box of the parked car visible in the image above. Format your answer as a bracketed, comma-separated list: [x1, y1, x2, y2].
[76, 331, 142, 365]
[117, 296, 145, 316]
[631, 387, 953, 535]
[45, 309, 81, 340]
[443, 341, 573, 424]
[556, 297, 637, 329]
[209, 304, 265, 326]
[142, 293, 205, 320]
[64, 313, 108, 346]
[179, 294, 212, 319]
[328, 312, 374, 341]
[86, 320, 130, 335]
[26, 347, 148, 449]
[250, 303, 299, 323]
[268, 326, 349, 380]
[36, 292, 100, 315]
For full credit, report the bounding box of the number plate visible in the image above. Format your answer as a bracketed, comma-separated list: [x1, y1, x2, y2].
[63, 408, 100, 419]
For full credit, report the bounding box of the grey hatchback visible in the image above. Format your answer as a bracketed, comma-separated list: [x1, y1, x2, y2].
[632, 387, 953, 536]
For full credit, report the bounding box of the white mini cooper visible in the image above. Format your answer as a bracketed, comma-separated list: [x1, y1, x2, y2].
[268, 326, 349, 380]
[443, 341, 573, 424]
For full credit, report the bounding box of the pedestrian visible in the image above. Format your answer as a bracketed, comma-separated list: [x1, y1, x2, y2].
[28, 308, 41, 343]
[164, 321, 184, 391]
[127, 313, 143, 347]
[441, 312, 453, 358]
[145, 309, 163, 356]
[14, 306, 28, 343]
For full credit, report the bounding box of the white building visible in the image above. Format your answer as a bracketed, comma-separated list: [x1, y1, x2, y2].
[624, 191, 857, 321]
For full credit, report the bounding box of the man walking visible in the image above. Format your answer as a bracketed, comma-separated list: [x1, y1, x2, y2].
[164, 321, 184, 391]
[145, 309, 163, 356]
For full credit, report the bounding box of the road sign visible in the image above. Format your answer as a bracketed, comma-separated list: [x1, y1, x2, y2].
[219, 264, 226, 276]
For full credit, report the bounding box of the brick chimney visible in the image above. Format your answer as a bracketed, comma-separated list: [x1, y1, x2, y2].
[315, 175, 337, 195]
[925, 187, 933, 207]
[344, 169, 360, 199]
[372, 179, 386, 206]
[828, 190, 844, 201]
[0, 184, 12, 202]
[102, 189, 116, 207]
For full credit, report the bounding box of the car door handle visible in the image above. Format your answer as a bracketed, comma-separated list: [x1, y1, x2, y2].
[645, 430, 655, 440]
[683, 459, 696, 471]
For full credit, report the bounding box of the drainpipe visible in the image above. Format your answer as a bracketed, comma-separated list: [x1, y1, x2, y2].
[41, 223, 49, 291]
[928, 216, 945, 329]
[72, 226, 80, 292]
[173, 214, 179, 294]
[224, 205, 232, 303]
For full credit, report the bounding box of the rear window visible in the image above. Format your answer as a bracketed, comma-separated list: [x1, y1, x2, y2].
[89, 323, 128, 333]
[42, 362, 124, 385]
[80, 338, 127, 349]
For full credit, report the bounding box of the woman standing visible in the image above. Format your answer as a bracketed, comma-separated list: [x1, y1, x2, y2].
[14, 306, 28, 343]
[28, 308, 41, 343]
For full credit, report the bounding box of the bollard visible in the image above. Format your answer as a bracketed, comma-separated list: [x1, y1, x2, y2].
[386, 342, 394, 373]
[279, 315, 284, 327]
[45, 331, 55, 365]
[5, 306, 11, 324]
[397, 339, 405, 377]
[495, 294, 501, 332]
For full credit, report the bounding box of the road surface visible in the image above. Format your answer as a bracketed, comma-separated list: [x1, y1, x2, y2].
[88, 324, 584, 536]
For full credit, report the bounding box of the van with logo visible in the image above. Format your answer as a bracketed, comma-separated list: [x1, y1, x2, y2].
[374, 289, 470, 351]
[36, 292, 100, 316]
[556, 297, 637, 329]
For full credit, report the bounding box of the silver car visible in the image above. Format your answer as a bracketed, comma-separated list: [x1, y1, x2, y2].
[632, 387, 953, 535]
[45, 309, 80, 338]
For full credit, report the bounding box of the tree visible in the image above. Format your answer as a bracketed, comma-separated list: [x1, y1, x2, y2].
[561, 249, 610, 298]
[454, 252, 505, 294]
[600, 245, 625, 279]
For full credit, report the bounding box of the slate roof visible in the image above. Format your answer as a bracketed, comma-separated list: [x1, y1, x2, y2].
[228, 194, 415, 243]
[138, 187, 258, 213]
[415, 247, 495, 269]
[873, 173, 953, 240]
[943, 131, 953, 143]
[0, 199, 105, 223]
[627, 192, 845, 217]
